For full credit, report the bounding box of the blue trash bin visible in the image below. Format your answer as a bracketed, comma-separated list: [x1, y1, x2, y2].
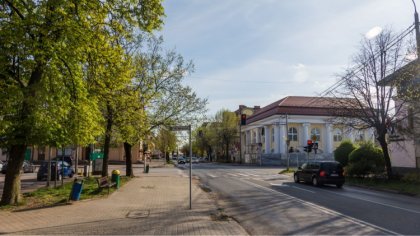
[70, 178, 84, 201]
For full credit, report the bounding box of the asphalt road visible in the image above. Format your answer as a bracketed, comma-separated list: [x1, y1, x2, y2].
[177, 162, 420, 235]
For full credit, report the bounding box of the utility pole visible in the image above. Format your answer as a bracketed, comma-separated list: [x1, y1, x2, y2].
[413, 0, 420, 56]
[189, 125, 192, 210]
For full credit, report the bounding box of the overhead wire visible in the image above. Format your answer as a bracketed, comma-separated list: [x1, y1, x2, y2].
[300, 23, 416, 107]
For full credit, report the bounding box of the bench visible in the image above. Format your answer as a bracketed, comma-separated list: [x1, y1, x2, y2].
[96, 176, 116, 194]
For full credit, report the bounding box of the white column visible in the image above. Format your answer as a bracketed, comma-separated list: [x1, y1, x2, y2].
[325, 123, 333, 154]
[264, 125, 270, 154]
[302, 123, 310, 146]
[280, 125, 287, 154]
[256, 127, 261, 144]
[273, 124, 279, 153]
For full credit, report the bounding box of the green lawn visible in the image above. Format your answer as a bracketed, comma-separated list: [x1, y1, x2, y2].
[0, 176, 131, 211]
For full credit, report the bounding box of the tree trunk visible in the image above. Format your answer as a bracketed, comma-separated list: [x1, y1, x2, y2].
[165, 151, 169, 163]
[0, 144, 26, 205]
[226, 142, 230, 163]
[377, 135, 393, 178]
[124, 142, 134, 177]
[102, 103, 113, 177]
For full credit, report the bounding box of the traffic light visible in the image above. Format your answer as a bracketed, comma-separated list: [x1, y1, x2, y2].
[240, 114, 246, 126]
[303, 143, 313, 153]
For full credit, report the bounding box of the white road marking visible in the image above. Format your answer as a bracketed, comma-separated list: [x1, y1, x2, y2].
[236, 173, 249, 177]
[247, 173, 259, 177]
[321, 188, 420, 215]
[291, 185, 316, 193]
[237, 178, 399, 235]
[269, 183, 286, 187]
[228, 173, 238, 177]
[207, 174, 217, 178]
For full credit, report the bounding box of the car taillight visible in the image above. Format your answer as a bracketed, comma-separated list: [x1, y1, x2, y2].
[319, 171, 326, 177]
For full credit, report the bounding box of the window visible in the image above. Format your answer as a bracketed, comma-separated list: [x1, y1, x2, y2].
[288, 127, 298, 141]
[355, 130, 365, 142]
[333, 129, 342, 142]
[311, 128, 321, 141]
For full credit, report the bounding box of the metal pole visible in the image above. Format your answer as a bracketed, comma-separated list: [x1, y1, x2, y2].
[47, 146, 51, 187]
[286, 114, 289, 170]
[412, 0, 420, 56]
[189, 125, 192, 210]
[239, 124, 242, 164]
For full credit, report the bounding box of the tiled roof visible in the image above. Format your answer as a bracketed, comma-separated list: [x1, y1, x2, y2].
[246, 96, 354, 124]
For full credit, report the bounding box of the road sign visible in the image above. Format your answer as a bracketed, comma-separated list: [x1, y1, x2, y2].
[90, 152, 104, 160]
[169, 126, 190, 131]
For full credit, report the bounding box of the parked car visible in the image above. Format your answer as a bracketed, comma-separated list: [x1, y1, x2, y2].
[177, 157, 186, 164]
[294, 161, 345, 188]
[1, 160, 35, 174]
[52, 155, 74, 166]
[37, 161, 75, 181]
[0, 160, 3, 170]
[191, 157, 199, 164]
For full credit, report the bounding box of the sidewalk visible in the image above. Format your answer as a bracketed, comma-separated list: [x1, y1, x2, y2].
[0, 163, 248, 235]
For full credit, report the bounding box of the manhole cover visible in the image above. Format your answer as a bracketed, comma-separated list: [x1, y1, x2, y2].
[127, 210, 150, 219]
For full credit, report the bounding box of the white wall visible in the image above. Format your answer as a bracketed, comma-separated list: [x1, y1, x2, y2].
[389, 140, 417, 168]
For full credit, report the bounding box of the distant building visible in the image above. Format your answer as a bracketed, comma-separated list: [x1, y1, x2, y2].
[238, 96, 374, 165]
[379, 59, 420, 173]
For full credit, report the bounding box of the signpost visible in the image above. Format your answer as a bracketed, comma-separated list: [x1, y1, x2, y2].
[169, 125, 192, 210]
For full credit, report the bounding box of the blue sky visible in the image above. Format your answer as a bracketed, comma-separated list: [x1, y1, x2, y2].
[159, 0, 415, 116]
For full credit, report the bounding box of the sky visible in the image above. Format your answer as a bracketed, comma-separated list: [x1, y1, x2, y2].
[159, 0, 416, 116]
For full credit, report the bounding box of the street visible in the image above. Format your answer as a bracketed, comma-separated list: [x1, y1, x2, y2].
[178, 162, 420, 235]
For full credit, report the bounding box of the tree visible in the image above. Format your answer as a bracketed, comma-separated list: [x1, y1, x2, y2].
[203, 110, 238, 162]
[0, 0, 164, 205]
[347, 142, 385, 177]
[328, 29, 416, 179]
[334, 140, 356, 167]
[119, 35, 207, 175]
[155, 128, 177, 162]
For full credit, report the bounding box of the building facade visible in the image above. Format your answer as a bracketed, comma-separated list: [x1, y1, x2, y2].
[239, 96, 374, 165]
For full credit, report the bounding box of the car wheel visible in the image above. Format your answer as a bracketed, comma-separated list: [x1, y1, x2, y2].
[336, 183, 343, 188]
[312, 176, 319, 186]
[294, 174, 300, 183]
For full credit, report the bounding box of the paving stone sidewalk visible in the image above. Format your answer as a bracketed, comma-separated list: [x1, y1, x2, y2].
[0, 165, 248, 235]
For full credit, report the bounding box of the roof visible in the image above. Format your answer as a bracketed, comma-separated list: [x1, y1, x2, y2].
[379, 59, 419, 86]
[246, 96, 355, 124]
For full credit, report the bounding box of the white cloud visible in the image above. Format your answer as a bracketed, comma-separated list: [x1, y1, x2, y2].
[365, 26, 383, 39]
[293, 63, 308, 83]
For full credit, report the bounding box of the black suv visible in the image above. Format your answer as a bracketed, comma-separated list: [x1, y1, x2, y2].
[294, 161, 345, 188]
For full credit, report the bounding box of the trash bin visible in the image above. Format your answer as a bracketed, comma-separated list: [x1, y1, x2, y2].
[70, 178, 83, 201]
[111, 169, 120, 189]
[144, 164, 149, 173]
